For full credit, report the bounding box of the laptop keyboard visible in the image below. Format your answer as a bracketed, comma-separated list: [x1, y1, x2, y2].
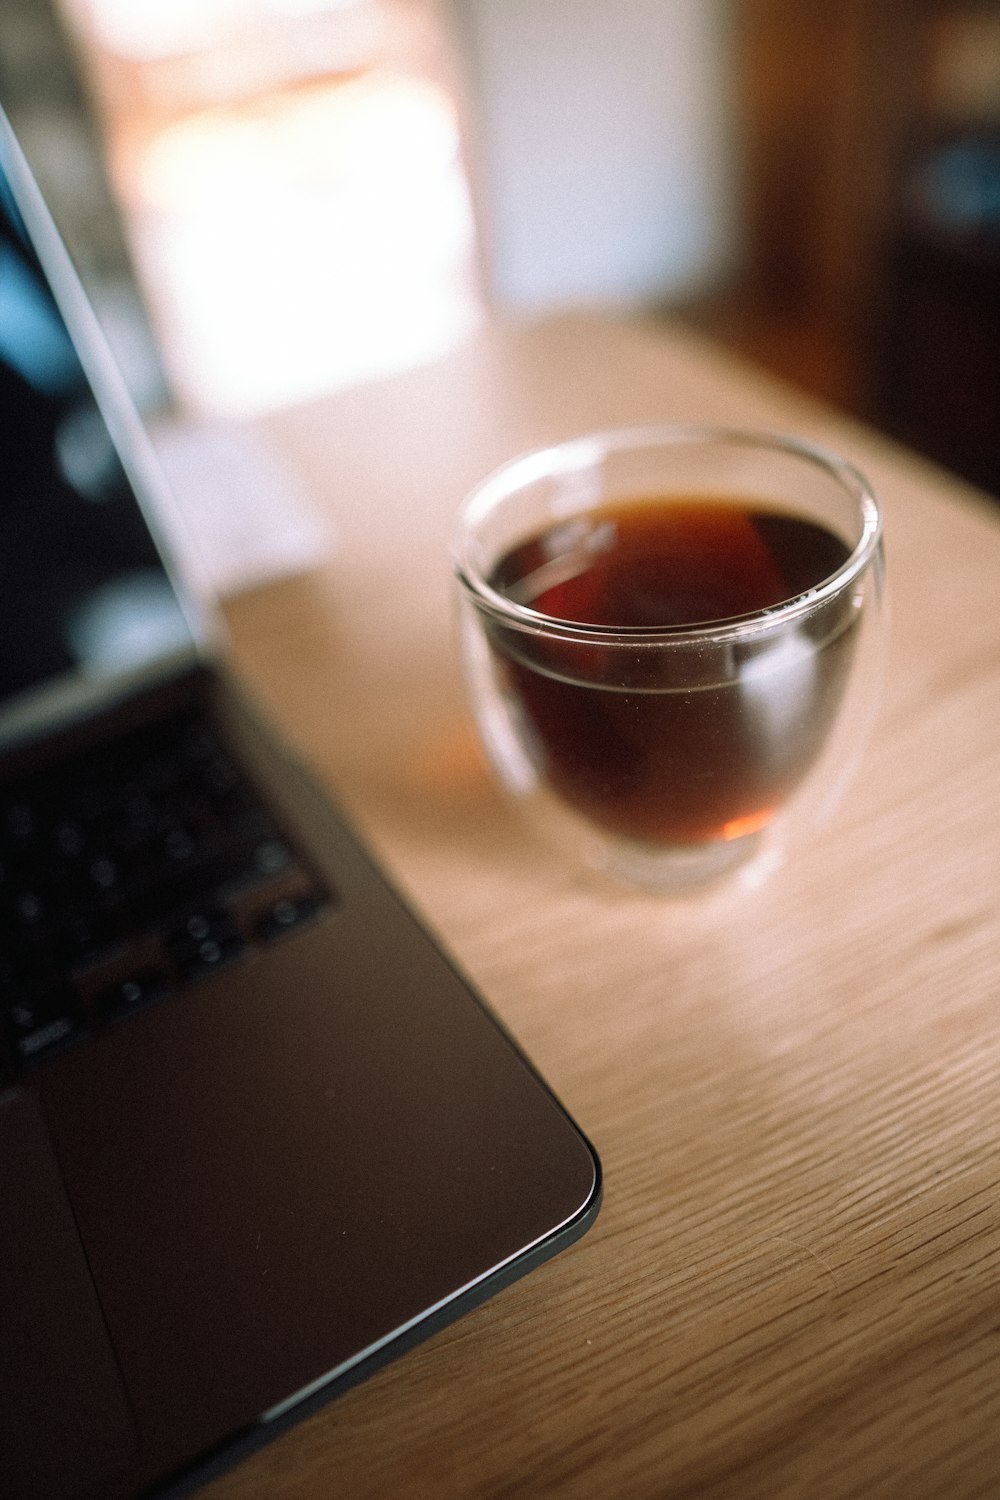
[0, 709, 331, 1078]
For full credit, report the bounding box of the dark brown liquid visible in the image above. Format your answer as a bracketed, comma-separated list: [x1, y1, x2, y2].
[486, 497, 856, 847]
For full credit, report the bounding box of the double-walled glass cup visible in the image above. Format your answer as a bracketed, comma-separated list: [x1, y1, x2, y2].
[453, 426, 885, 893]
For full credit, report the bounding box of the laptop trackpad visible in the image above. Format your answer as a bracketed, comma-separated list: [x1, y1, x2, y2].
[0, 1088, 140, 1500]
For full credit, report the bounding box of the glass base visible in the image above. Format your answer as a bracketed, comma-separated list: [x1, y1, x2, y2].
[592, 828, 766, 894]
[503, 778, 787, 896]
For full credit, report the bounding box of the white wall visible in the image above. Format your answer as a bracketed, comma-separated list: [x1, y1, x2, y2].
[446, 0, 740, 312]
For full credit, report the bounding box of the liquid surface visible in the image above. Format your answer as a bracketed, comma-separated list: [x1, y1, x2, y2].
[484, 497, 855, 847]
[492, 497, 850, 628]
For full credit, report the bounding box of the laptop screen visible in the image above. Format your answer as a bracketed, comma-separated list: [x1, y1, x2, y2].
[0, 111, 201, 749]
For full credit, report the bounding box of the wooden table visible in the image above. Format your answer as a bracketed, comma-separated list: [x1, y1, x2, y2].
[212, 315, 1000, 1499]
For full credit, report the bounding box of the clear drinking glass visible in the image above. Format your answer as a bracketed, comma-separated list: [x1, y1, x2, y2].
[452, 426, 886, 893]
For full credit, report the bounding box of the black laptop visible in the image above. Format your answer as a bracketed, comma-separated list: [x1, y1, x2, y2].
[0, 107, 601, 1500]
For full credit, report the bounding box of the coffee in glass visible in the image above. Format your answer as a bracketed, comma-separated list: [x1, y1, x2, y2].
[454, 428, 885, 892]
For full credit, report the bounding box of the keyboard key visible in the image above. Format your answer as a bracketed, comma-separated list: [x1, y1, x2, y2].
[53, 820, 87, 858]
[94, 968, 172, 1022]
[253, 838, 292, 877]
[88, 855, 121, 893]
[13, 887, 46, 926]
[51, 906, 122, 968]
[4, 799, 36, 845]
[165, 908, 245, 982]
[255, 893, 327, 943]
[4, 985, 85, 1063]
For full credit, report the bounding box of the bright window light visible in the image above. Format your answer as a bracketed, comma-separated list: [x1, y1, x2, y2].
[70, 0, 376, 61]
[126, 74, 481, 415]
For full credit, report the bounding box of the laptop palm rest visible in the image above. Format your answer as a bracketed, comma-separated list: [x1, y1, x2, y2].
[34, 882, 597, 1492]
[0, 1088, 140, 1500]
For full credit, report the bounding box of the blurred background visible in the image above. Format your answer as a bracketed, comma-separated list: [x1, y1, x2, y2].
[1, 0, 998, 494]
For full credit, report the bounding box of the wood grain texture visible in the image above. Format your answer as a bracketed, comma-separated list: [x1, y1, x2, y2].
[212, 315, 1000, 1499]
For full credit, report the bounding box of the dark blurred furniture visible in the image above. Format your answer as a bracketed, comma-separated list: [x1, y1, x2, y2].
[685, 0, 1000, 498]
[879, 132, 1000, 496]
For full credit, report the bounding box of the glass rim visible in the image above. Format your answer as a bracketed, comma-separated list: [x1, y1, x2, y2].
[452, 423, 883, 647]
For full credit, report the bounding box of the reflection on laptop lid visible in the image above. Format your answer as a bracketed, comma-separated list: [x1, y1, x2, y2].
[0, 106, 600, 1500]
[0, 109, 213, 750]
